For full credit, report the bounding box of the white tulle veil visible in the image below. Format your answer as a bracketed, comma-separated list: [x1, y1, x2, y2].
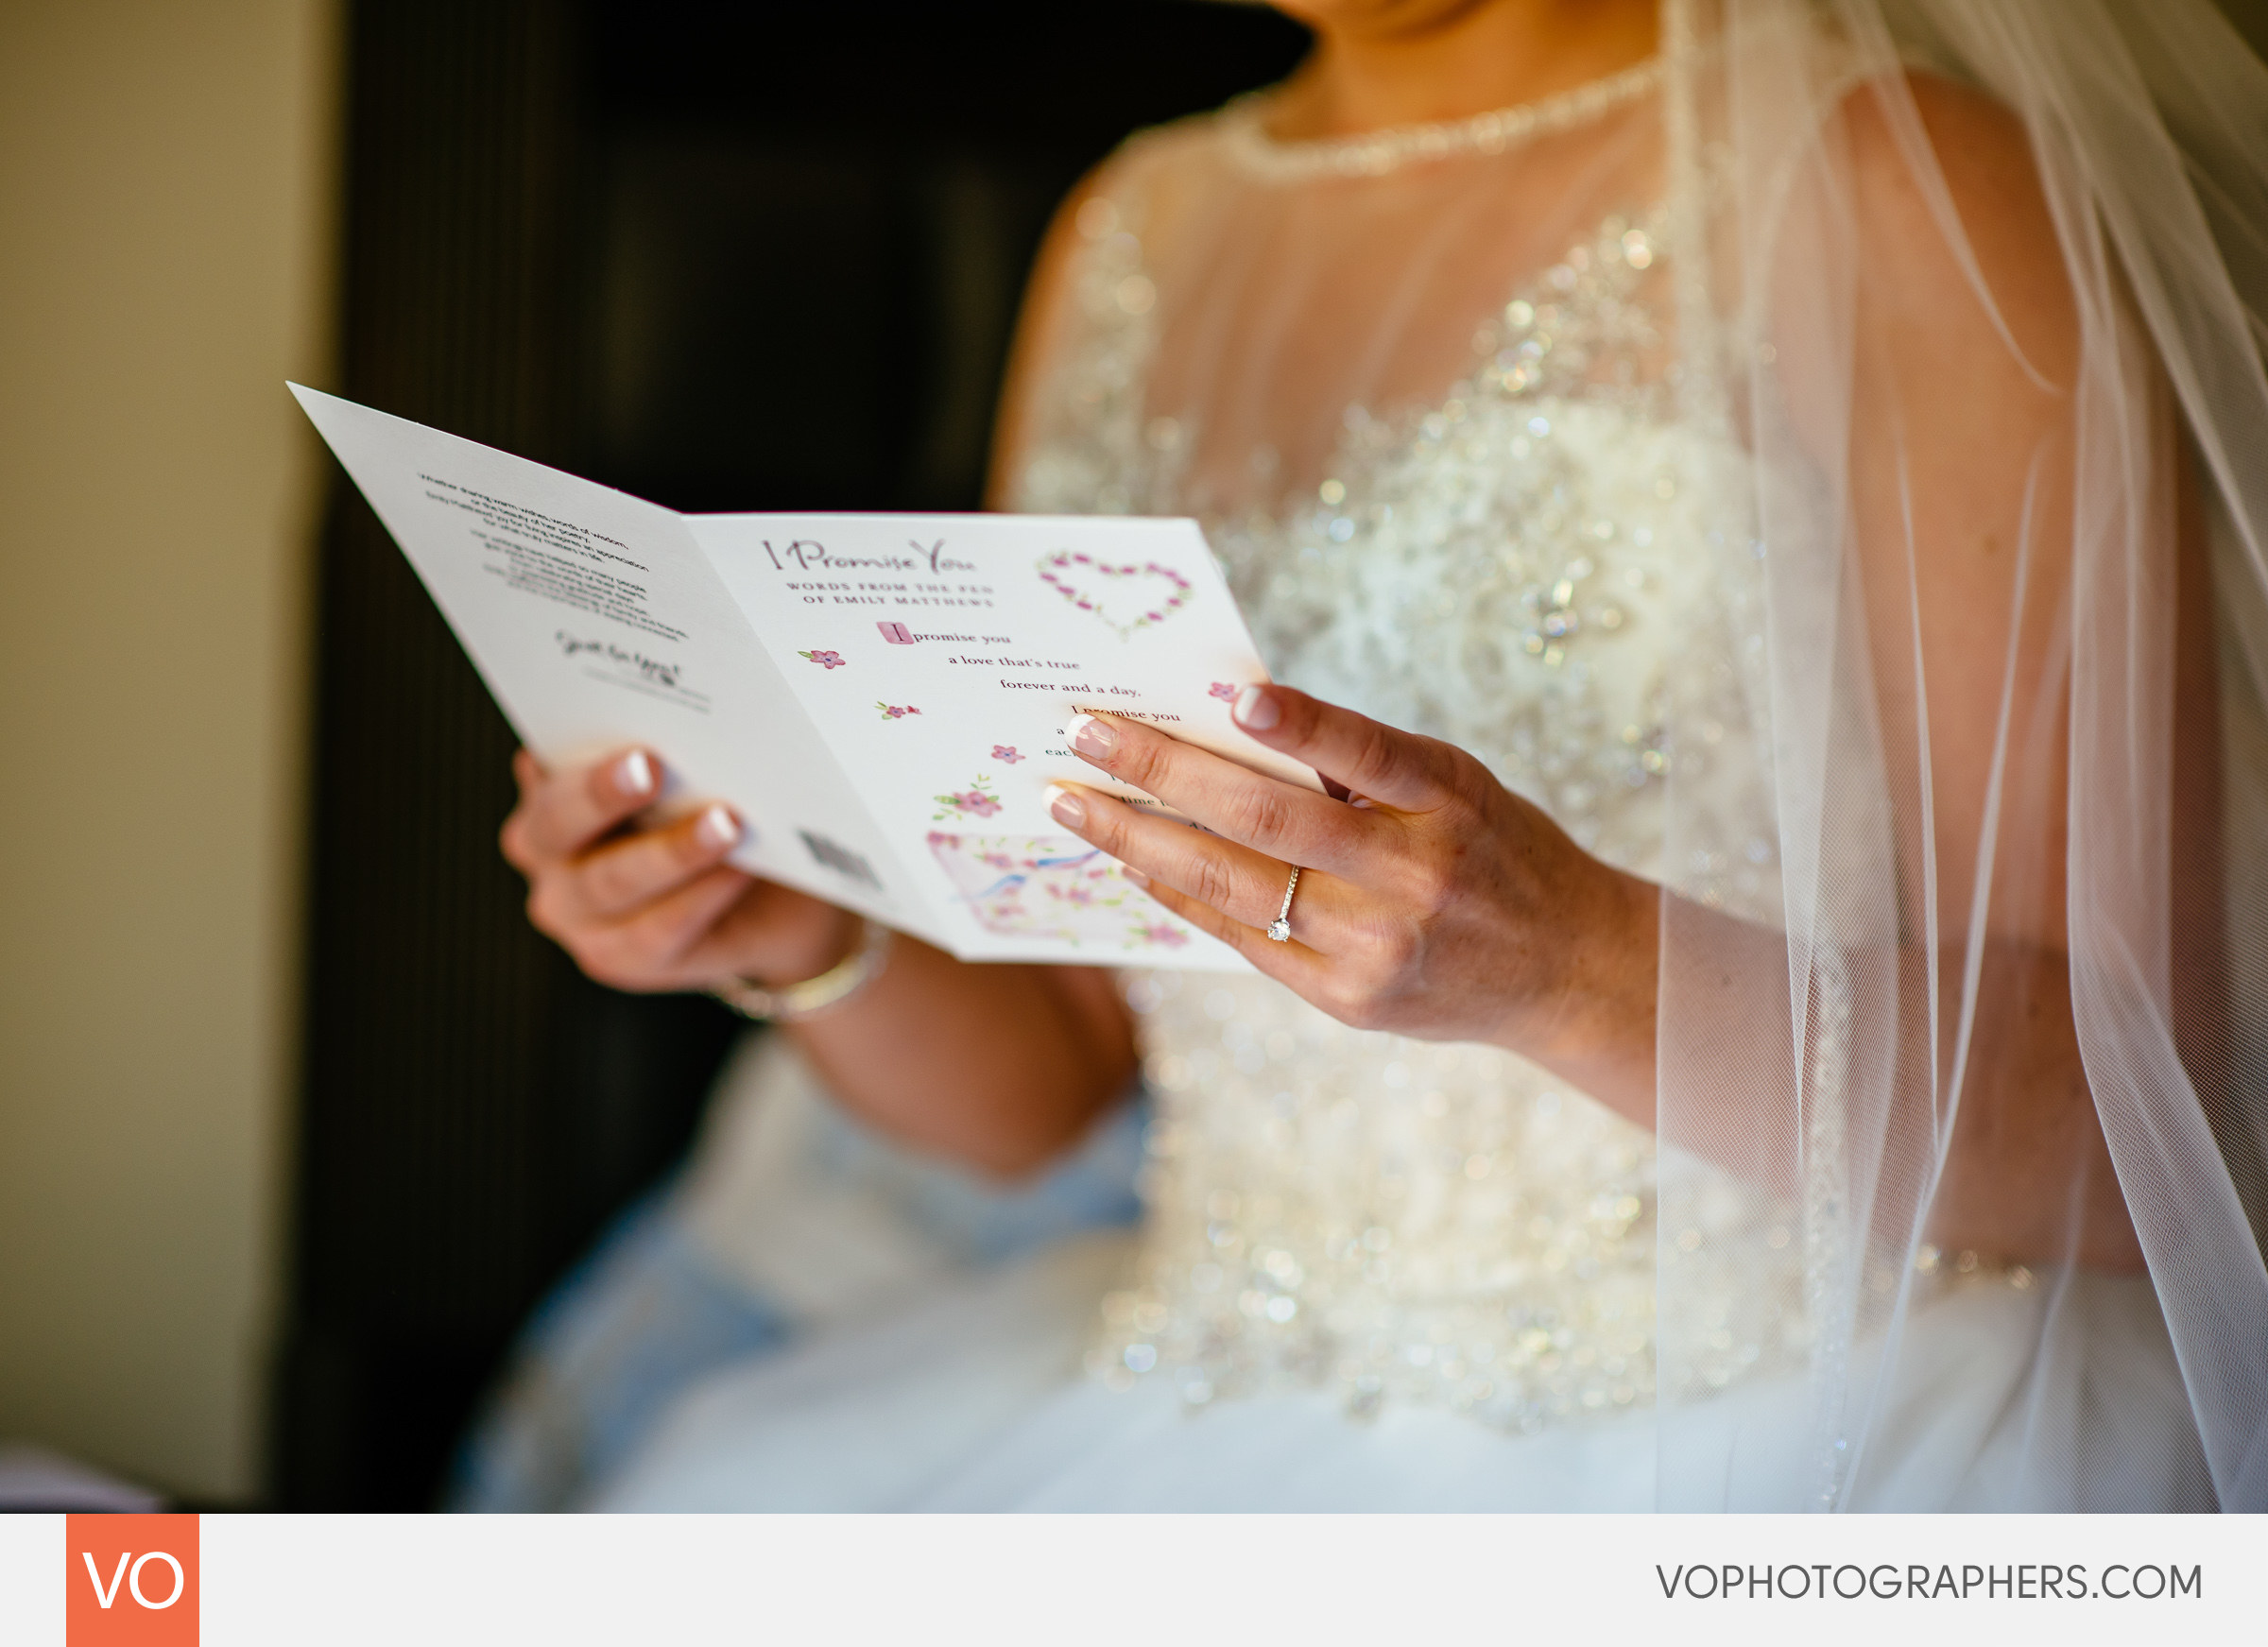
[1643, 0, 2268, 1511]
[1000, 0, 2268, 1508]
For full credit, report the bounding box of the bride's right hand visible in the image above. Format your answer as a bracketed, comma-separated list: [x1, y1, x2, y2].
[499, 746, 857, 994]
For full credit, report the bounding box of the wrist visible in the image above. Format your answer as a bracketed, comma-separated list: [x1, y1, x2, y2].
[748, 905, 862, 991]
[1504, 863, 1659, 1066]
[711, 917, 894, 1022]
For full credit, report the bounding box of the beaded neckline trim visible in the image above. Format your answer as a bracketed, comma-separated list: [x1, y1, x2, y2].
[1220, 55, 1666, 183]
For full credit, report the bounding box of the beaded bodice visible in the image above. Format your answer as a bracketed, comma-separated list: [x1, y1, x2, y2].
[1011, 98, 1796, 1433]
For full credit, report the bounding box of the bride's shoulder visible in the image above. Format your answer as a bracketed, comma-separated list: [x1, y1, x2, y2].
[1012, 108, 1230, 308]
[1074, 103, 1250, 232]
[1832, 67, 2078, 387]
[1838, 69, 2053, 242]
[1010, 100, 1255, 329]
[1755, 61, 2079, 496]
[981, 103, 1244, 503]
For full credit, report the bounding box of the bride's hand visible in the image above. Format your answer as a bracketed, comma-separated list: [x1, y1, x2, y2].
[1045, 688, 1658, 1063]
[500, 746, 856, 992]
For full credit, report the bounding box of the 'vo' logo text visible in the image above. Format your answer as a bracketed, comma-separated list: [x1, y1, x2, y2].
[65, 1514, 198, 1645]
[84, 1549, 183, 1608]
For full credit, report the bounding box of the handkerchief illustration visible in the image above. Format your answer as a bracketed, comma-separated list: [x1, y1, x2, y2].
[928, 832, 1191, 950]
[1037, 549, 1193, 641]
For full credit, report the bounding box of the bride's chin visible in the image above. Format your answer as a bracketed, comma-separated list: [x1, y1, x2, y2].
[1264, 0, 1483, 35]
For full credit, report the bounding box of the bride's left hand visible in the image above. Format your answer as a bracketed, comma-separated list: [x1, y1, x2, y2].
[1045, 686, 1659, 1065]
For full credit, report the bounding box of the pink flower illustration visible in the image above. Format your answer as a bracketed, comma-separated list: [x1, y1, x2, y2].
[798, 649, 846, 669]
[1209, 681, 1239, 701]
[992, 745, 1022, 763]
[982, 851, 1015, 869]
[877, 702, 921, 719]
[934, 776, 1003, 820]
[1136, 921, 1188, 948]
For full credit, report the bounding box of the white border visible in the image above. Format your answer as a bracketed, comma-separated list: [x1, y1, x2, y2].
[7, 1512, 2262, 1646]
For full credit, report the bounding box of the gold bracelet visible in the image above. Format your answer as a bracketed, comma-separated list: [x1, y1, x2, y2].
[707, 918, 894, 1022]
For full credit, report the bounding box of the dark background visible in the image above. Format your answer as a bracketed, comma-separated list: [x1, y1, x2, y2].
[275, 0, 1309, 1510]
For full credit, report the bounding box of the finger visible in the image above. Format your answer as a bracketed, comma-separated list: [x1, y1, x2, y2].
[514, 746, 662, 864]
[1047, 780, 1342, 942]
[1064, 711, 1377, 872]
[578, 864, 755, 987]
[1227, 686, 1458, 813]
[501, 749, 546, 868]
[1132, 867, 1334, 986]
[568, 801, 744, 920]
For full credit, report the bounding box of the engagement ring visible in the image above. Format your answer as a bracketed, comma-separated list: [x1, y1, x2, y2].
[1267, 865, 1301, 942]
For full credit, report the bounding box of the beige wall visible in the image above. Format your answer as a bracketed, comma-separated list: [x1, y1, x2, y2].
[0, 0, 337, 1501]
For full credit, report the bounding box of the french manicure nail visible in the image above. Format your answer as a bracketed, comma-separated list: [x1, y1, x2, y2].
[1065, 712, 1116, 760]
[1045, 782, 1086, 829]
[620, 749, 655, 795]
[1121, 866, 1150, 889]
[1233, 686, 1280, 731]
[697, 804, 740, 849]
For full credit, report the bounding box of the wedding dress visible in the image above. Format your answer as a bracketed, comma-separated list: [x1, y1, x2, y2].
[592, 0, 2268, 1511]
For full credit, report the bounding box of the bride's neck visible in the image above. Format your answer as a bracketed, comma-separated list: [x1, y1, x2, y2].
[1266, 0, 1659, 139]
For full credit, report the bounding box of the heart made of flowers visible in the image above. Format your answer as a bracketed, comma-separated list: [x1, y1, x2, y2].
[1036, 550, 1194, 640]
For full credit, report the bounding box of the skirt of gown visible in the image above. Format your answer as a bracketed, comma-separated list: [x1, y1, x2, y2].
[587, 1227, 2213, 1512]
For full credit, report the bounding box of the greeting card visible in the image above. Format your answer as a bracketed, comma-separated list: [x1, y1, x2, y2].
[293, 385, 1312, 969]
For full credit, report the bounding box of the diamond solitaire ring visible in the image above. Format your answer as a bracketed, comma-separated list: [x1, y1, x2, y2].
[1267, 865, 1301, 942]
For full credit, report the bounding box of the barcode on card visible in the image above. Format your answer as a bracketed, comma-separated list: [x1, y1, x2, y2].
[799, 830, 883, 890]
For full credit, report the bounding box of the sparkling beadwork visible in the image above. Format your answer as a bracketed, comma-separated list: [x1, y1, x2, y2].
[1018, 125, 1818, 1438]
[1113, 972, 1666, 1430]
[1219, 57, 1668, 184]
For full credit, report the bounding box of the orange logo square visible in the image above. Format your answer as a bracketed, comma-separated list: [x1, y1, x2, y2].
[65, 1514, 198, 1646]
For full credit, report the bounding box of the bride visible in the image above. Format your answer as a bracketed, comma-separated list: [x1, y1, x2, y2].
[496, 0, 2268, 1510]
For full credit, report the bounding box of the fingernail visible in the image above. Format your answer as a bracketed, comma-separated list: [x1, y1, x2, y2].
[1233, 686, 1280, 731]
[1045, 782, 1086, 829]
[696, 804, 740, 849]
[1065, 712, 1116, 760]
[1121, 865, 1149, 889]
[619, 749, 655, 796]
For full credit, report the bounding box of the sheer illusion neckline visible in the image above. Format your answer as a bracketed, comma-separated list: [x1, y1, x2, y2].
[1221, 55, 1665, 183]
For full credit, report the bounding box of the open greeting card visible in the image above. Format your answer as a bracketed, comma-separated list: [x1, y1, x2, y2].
[294, 385, 1314, 969]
